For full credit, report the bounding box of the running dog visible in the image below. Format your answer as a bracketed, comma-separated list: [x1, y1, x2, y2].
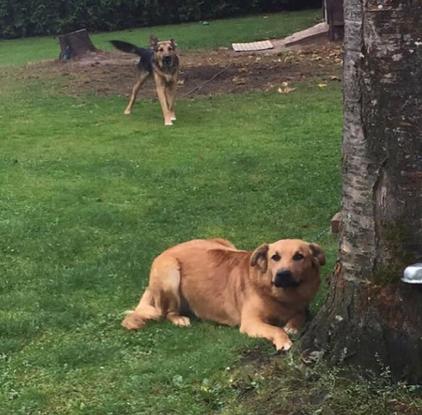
[110, 36, 179, 126]
[122, 238, 325, 351]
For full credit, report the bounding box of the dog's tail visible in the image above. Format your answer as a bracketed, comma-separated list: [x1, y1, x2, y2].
[121, 288, 161, 330]
[110, 40, 146, 56]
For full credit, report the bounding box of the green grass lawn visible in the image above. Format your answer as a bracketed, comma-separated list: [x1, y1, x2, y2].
[0, 68, 342, 414]
[0, 9, 320, 66]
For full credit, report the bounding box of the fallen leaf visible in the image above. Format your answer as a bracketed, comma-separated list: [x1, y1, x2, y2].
[278, 86, 296, 94]
[301, 349, 324, 365]
[232, 76, 246, 85]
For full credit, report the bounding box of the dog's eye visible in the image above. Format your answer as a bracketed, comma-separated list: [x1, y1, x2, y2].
[168, 47, 173, 51]
[159, 48, 164, 52]
[271, 253, 281, 262]
[293, 252, 304, 261]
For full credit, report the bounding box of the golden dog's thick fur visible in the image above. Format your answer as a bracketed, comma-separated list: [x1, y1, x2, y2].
[122, 238, 325, 351]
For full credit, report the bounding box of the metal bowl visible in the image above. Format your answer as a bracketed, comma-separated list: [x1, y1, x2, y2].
[402, 263, 422, 284]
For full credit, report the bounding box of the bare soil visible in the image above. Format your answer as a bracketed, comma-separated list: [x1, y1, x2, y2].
[19, 40, 343, 98]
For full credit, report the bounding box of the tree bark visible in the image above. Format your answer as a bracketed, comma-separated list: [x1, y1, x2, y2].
[58, 29, 97, 60]
[302, 0, 422, 383]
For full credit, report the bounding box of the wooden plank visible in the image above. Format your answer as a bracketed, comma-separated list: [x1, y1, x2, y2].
[282, 22, 329, 47]
[232, 40, 273, 52]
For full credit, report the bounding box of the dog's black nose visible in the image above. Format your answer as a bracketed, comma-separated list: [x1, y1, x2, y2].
[274, 270, 300, 288]
[163, 56, 172, 64]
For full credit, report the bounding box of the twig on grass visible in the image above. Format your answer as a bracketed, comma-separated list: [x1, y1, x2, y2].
[182, 63, 232, 97]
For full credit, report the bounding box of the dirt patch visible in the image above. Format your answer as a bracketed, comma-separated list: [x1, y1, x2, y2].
[18, 40, 342, 98]
[239, 345, 274, 366]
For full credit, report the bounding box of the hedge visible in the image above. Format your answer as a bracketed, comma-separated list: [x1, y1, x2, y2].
[0, 0, 321, 39]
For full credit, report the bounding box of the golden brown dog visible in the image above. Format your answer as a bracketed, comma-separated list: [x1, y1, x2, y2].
[122, 238, 325, 351]
[110, 36, 179, 126]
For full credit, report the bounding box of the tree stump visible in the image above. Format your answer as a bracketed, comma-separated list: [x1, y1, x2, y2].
[58, 29, 97, 60]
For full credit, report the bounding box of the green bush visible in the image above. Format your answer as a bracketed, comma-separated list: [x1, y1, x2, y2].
[0, 0, 321, 39]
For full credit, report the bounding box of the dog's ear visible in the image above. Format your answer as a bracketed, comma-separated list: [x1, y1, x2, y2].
[170, 39, 177, 49]
[150, 35, 159, 50]
[309, 243, 326, 266]
[250, 243, 269, 273]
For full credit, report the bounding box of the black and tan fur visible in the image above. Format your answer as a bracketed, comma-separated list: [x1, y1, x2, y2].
[110, 36, 179, 126]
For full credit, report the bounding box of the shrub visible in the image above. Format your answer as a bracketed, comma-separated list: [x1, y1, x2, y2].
[0, 0, 321, 39]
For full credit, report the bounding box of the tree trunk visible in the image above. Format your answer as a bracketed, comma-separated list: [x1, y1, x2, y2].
[302, 0, 422, 383]
[58, 29, 97, 60]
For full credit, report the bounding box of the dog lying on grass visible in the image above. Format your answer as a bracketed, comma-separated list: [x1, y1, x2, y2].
[110, 36, 179, 126]
[122, 238, 325, 351]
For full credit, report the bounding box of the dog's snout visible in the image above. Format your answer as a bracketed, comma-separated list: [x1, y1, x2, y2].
[273, 270, 300, 288]
[276, 270, 293, 279]
[275, 270, 292, 285]
[163, 56, 172, 64]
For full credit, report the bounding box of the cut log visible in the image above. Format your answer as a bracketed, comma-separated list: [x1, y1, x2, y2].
[58, 29, 97, 60]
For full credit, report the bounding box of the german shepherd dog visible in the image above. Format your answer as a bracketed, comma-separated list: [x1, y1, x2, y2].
[110, 36, 179, 126]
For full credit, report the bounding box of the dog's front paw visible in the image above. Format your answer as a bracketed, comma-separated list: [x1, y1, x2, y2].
[164, 120, 173, 126]
[168, 315, 191, 327]
[274, 336, 293, 352]
[284, 326, 299, 336]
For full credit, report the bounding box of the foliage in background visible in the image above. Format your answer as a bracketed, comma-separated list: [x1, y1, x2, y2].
[0, 10, 321, 66]
[0, 0, 321, 39]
